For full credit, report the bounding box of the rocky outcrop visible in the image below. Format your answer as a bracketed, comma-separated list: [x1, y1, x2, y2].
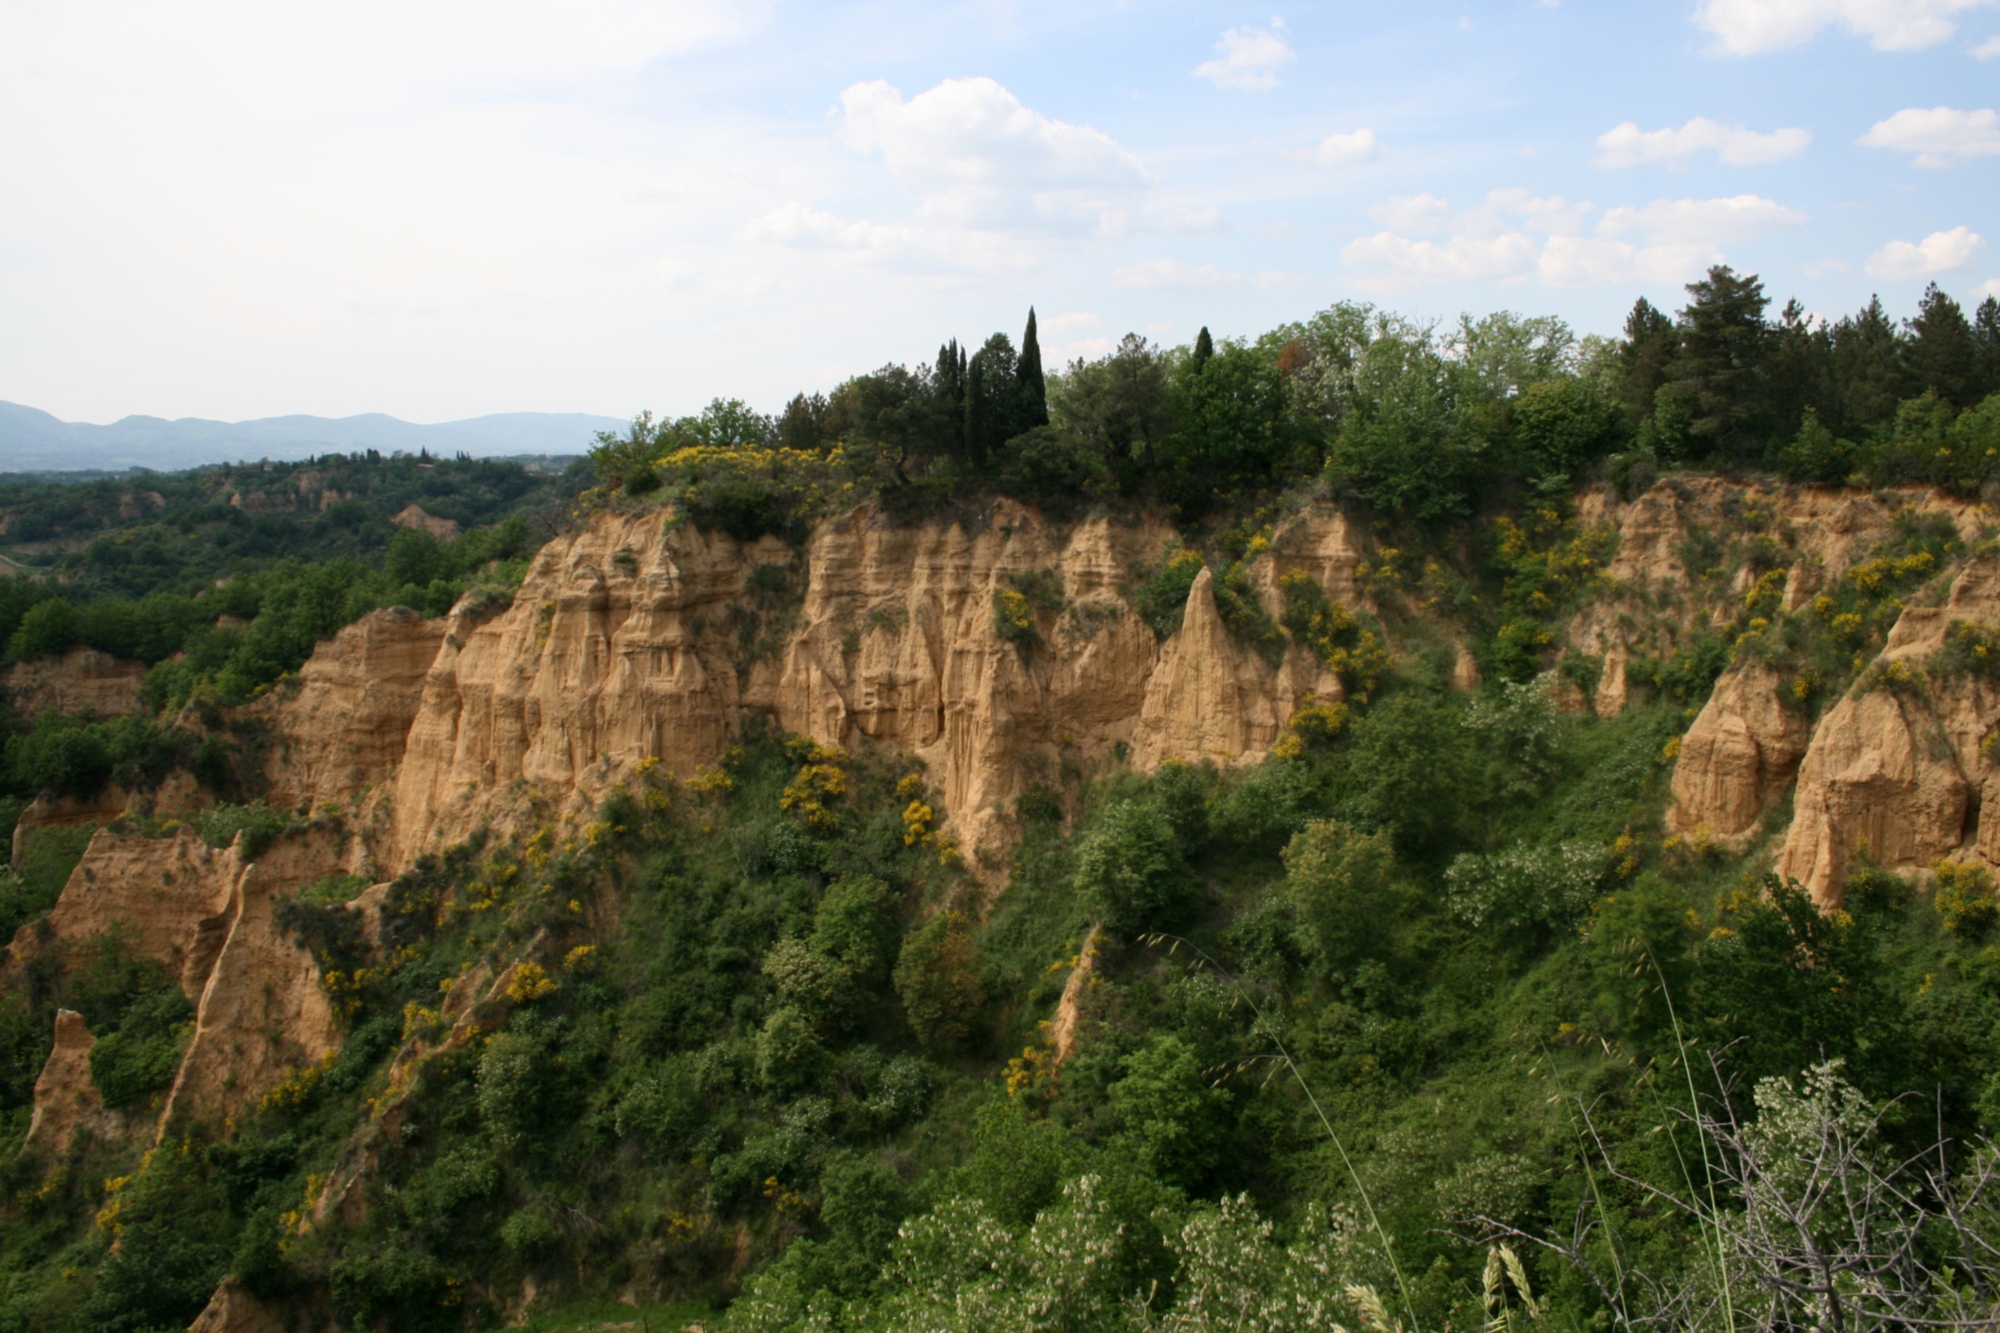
[159, 827, 347, 1130]
[7, 824, 349, 1132]
[382, 500, 1364, 868]
[392, 504, 460, 538]
[27, 828, 239, 999]
[1777, 555, 2000, 903]
[5, 646, 148, 717]
[1669, 664, 1811, 844]
[1566, 480, 1985, 718]
[261, 606, 449, 817]
[22, 1009, 111, 1159]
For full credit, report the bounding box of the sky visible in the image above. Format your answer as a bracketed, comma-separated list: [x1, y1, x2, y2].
[1, 0, 1996, 427]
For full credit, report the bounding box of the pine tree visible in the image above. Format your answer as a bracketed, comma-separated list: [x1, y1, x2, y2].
[1192, 326, 1215, 370]
[1671, 265, 1770, 458]
[1617, 297, 1676, 424]
[1766, 299, 1832, 443]
[1016, 309, 1049, 430]
[1829, 296, 1905, 432]
[1905, 283, 1980, 408]
[1976, 296, 2000, 403]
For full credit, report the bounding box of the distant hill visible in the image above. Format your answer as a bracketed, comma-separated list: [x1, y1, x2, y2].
[0, 401, 627, 473]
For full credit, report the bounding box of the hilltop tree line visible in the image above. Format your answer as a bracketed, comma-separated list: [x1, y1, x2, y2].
[596, 277, 2000, 530]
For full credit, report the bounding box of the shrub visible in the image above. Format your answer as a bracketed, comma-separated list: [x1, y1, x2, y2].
[1108, 1035, 1232, 1190]
[1074, 799, 1197, 937]
[88, 984, 193, 1109]
[894, 911, 987, 1053]
[1278, 573, 1389, 700]
[1279, 820, 1399, 975]
[1132, 547, 1205, 637]
[756, 1004, 829, 1089]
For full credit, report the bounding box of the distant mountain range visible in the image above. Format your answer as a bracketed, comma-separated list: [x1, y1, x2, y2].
[0, 401, 628, 473]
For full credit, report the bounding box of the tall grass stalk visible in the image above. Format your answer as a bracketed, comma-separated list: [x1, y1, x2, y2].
[1143, 933, 1420, 1332]
[1646, 946, 1738, 1333]
[1536, 1041, 1633, 1326]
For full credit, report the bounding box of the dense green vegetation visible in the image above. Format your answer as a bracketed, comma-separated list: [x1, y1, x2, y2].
[589, 279, 2000, 535]
[2, 277, 2000, 1329]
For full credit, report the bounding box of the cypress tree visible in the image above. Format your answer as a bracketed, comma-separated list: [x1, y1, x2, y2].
[1192, 326, 1215, 370]
[1016, 309, 1049, 430]
[963, 333, 1017, 473]
[934, 339, 968, 461]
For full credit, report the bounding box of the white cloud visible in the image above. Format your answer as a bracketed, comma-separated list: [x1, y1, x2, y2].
[1192, 22, 1296, 90]
[1599, 194, 1807, 244]
[1157, 206, 1229, 233]
[1342, 188, 1804, 290]
[1858, 106, 2000, 166]
[1308, 129, 1383, 166]
[1693, 0, 1997, 53]
[1975, 278, 2000, 299]
[1043, 311, 1102, 337]
[1341, 231, 1541, 283]
[1865, 226, 1987, 277]
[1594, 117, 1810, 167]
[1369, 193, 1453, 232]
[742, 203, 1037, 273]
[837, 77, 1150, 237]
[1111, 259, 1244, 290]
[1974, 33, 2000, 53]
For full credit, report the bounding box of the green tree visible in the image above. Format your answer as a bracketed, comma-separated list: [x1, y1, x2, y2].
[1049, 334, 1173, 493]
[9, 597, 78, 659]
[1905, 282, 1981, 408]
[1829, 295, 1906, 433]
[1016, 308, 1050, 431]
[1975, 295, 2000, 401]
[895, 910, 987, 1053]
[1109, 1035, 1233, 1190]
[1075, 798, 1197, 937]
[1616, 296, 1676, 424]
[1510, 376, 1622, 480]
[1327, 330, 1480, 521]
[964, 333, 1020, 472]
[1279, 820, 1399, 977]
[1454, 310, 1575, 400]
[1670, 264, 1770, 459]
[1160, 341, 1300, 514]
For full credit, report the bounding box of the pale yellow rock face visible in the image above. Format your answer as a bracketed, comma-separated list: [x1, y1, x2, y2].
[261, 606, 448, 819]
[29, 828, 238, 1000]
[7, 824, 346, 1132]
[159, 826, 347, 1131]
[1777, 554, 2000, 904]
[22, 1009, 109, 1159]
[5, 646, 147, 717]
[382, 499, 1362, 869]
[1669, 664, 1811, 844]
